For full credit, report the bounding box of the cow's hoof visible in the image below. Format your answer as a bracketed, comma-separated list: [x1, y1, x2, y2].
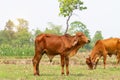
[89, 68, 93, 70]
[66, 72, 69, 76]
[61, 73, 65, 76]
[34, 73, 40, 76]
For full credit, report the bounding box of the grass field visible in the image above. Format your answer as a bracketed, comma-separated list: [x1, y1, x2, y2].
[0, 53, 120, 80]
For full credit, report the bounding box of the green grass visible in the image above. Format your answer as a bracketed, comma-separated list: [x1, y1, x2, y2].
[0, 64, 120, 80]
[0, 62, 120, 80]
[0, 53, 120, 80]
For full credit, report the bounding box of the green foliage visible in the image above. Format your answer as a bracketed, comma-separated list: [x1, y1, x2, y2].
[69, 21, 89, 36]
[5, 20, 15, 31]
[3, 20, 16, 43]
[0, 21, 65, 56]
[58, 0, 87, 17]
[44, 22, 63, 35]
[58, 0, 87, 33]
[0, 18, 104, 56]
[15, 29, 31, 46]
[0, 44, 34, 56]
[34, 28, 42, 37]
[92, 31, 103, 45]
[17, 18, 29, 31]
[0, 19, 32, 45]
[0, 30, 8, 44]
[0, 19, 34, 56]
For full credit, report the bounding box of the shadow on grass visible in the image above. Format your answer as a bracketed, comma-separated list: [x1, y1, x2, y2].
[40, 73, 59, 76]
[70, 73, 85, 76]
[33, 73, 86, 77]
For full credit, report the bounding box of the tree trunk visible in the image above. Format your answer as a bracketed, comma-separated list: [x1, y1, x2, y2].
[64, 13, 72, 34]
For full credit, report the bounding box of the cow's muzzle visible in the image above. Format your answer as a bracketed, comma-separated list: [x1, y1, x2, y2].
[88, 40, 90, 43]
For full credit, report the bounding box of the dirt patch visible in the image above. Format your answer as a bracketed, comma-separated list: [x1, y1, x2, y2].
[0, 59, 32, 64]
[0, 53, 117, 66]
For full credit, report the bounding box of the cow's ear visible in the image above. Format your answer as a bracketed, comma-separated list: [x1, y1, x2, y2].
[76, 32, 83, 37]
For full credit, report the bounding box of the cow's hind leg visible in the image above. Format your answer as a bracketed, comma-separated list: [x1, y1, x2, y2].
[65, 56, 69, 75]
[116, 53, 120, 67]
[32, 49, 43, 76]
[60, 55, 65, 75]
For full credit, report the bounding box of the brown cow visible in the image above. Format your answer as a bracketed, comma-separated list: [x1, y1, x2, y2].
[32, 32, 90, 76]
[86, 38, 120, 69]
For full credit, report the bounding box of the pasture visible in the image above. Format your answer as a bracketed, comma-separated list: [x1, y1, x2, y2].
[0, 53, 120, 80]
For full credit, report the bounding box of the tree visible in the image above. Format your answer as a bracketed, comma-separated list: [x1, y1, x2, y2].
[3, 20, 15, 44]
[58, 0, 87, 34]
[34, 28, 42, 37]
[5, 20, 15, 31]
[0, 30, 7, 44]
[16, 18, 28, 32]
[44, 22, 63, 35]
[69, 21, 89, 35]
[92, 31, 103, 45]
[14, 18, 32, 46]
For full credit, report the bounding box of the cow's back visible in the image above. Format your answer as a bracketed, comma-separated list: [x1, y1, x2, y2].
[44, 34, 64, 54]
[102, 38, 120, 53]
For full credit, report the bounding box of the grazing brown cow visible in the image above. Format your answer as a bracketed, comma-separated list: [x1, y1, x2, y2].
[32, 32, 90, 76]
[86, 38, 120, 69]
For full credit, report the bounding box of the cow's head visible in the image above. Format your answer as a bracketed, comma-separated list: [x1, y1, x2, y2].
[86, 51, 100, 69]
[86, 57, 93, 69]
[72, 32, 90, 46]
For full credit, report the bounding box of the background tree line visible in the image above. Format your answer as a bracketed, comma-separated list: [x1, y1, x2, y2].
[0, 18, 103, 56]
[0, 0, 104, 56]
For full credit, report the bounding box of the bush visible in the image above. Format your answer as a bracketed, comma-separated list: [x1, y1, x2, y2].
[0, 44, 34, 56]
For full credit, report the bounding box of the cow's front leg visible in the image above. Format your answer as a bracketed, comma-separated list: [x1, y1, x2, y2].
[103, 55, 107, 69]
[94, 59, 99, 69]
[60, 55, 65, 75]
[65, 56, 69, 75]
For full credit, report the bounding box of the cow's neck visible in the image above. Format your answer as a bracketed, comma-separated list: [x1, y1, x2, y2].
[68, 43, 83, 57]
